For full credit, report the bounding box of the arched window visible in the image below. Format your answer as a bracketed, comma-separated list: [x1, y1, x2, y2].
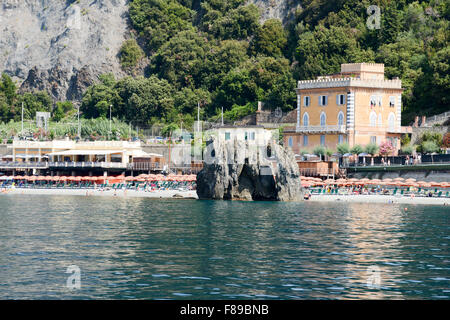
[338, 111, 345, 126]
[378, 114, 382, 126]
[303, 112, 309, 127]
[370, 111, 377, 127]
[388, 113, 396, 132]
[320, 112, 326, 126]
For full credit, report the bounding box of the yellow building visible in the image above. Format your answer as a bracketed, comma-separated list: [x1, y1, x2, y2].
[284, 63, 412, 155]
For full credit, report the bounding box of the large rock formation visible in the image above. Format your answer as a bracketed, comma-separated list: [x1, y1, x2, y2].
[0, 0, 128, 101]
[196, 138, 303, 201]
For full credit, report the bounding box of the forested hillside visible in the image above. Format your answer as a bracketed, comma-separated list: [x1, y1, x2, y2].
[1, 0, 448, 128]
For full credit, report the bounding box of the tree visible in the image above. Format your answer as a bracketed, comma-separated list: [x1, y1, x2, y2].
[313, 145, 326, 160]
[150, 29, 210, 89]
[251, 19, 287, 57]
[119, 39, 144, 70]
[0, 73, 17, 105]
[161, 123, 179, 138]
[350, 144, 363, 155]
[295, 25, 374, 80]
[81, 74, 119, 119]
[420, 141, 440, 154]
[129, 0, 194, 52]
[364, 143, 379, 156]
[205, 4, 260, 40]
[379, 141, 395, 156]
[18, 92, 52, 120]
[52, 101, 74, 122]
[114, 75, 175, 124]
[336, 142, 350, 155]
[401, 144, 415, 155]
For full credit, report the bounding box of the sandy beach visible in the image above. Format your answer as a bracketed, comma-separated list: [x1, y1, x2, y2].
[2, 187, 199, 199]
[1, 187, 449, 205]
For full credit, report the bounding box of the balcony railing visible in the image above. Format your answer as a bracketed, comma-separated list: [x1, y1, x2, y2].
[290, 125, 347, 134]
[0, 161, 49, 169]
[0, 161, 128, 169]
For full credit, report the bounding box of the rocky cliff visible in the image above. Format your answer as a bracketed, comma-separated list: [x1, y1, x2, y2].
[0, 0, 128, 101]
[0, 0, 298, 103]
[196, 138, 303, 201]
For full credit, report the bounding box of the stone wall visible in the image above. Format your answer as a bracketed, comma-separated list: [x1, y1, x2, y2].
[411, 126, 449, 145]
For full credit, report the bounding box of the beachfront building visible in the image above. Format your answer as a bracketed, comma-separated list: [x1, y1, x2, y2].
[1, 140, 164, 175]
[283, 63, 412, 155]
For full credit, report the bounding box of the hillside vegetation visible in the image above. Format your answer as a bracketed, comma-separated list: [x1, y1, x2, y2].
[1, 0, 448, 130]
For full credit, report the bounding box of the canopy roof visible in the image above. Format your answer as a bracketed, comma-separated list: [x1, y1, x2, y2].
[131, 150, 163, 158]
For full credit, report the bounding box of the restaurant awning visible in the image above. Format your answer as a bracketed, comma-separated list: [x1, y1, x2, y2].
[132, 150, 163, 158]
[46, 150, 124, 156]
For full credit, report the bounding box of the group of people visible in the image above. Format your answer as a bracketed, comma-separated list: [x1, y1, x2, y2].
[404, 154, 422, 165]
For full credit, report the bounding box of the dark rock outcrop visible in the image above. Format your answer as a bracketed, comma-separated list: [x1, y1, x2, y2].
[196, 138, 303, 201]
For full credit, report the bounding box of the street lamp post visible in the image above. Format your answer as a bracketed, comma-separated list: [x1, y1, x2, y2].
[109, 104, 112, 140]
[77, 104, 81, 139]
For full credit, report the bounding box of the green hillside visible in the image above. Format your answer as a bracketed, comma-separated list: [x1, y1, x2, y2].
[1, 0, 448, 129]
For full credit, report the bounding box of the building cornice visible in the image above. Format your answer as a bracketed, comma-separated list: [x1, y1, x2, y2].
[297, 77, 402, 90]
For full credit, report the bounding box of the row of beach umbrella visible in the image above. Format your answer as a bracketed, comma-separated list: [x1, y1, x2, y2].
[300, 176, 449, 189]
[0, 174, 197, 183]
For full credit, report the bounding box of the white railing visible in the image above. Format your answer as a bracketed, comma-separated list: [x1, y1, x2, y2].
[0, 161, 128, 169]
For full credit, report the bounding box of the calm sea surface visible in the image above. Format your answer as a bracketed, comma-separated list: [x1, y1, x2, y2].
[0, 195, 449, 299]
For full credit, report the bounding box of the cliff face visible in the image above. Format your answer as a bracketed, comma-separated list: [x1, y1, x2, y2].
[0, 0, 298, 102]
[196, 139, 303, 201]
[0, 0, 128, 101]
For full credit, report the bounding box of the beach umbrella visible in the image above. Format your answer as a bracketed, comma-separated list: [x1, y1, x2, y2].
[429, 181, 440, 187]
[124, 176, 135, 181]
[393, 177, 404, 181]
[405, 178, 416, 182]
